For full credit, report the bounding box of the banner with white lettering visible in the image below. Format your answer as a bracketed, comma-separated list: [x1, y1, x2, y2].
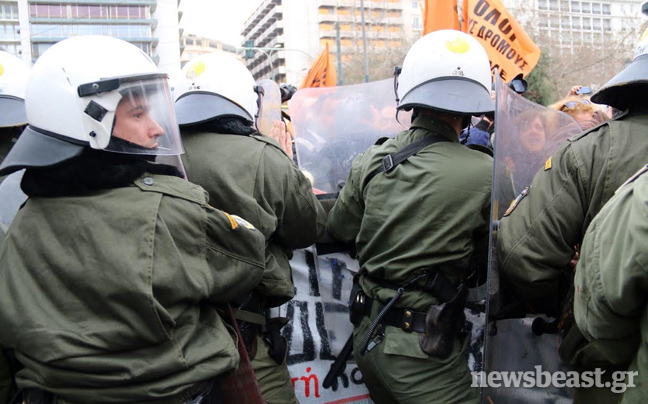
[283, 248, 487, 403]
[281, 248, 372, 403]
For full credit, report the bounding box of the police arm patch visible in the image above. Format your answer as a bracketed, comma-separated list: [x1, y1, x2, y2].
[229, 214, 257, 231]
[504, 187, 529, 217]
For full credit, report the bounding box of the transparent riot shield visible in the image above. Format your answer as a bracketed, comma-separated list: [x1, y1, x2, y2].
[482, 76, 583, 403]
[0, 169, 26, 234]
[289, 79, 411, 196]
[287, 79, 411, 364]
[256, 79, 282, 137]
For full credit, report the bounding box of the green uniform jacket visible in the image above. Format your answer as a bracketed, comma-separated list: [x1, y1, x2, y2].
[497, 109, 648, 374]
[498, 109, 648, 300]
[0, 173, 265, 403]
[574, 166, 648, 404]
[181, 130, 327, 307]
[327, 115, 492, 311]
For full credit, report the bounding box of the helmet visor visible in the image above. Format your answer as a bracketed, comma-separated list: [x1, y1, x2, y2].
[106, 76, 183, 156]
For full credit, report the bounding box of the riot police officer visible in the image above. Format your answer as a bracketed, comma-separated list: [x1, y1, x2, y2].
[0, 36, 265, 403]
[574, 164, 648, 404]
[497, 33, 648, 404]
[174, 52, 326, 404]
[327, 30, 494, 404]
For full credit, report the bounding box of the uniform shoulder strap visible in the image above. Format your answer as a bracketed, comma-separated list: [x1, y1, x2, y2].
[362, 135, 451, 189]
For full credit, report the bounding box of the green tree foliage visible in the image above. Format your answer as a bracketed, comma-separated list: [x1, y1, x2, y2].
[524, 51, 555, 106]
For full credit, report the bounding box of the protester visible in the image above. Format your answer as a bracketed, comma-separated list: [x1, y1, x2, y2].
[327, 29, 493, 404]
[549, 95, 608, 131]
[497, 34, 648, 403]
[0, 36, 266, 403]
[174, 51, 326, 404]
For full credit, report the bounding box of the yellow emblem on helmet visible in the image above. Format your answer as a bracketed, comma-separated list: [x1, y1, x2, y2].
[0, 64, 4, 76]
[446, 38, 470, 54]
[185, 60, 206, 80]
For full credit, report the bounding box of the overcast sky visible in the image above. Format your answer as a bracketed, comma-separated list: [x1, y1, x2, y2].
[179, 0, 263, 47]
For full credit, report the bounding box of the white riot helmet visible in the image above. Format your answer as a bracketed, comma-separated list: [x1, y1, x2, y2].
[0, 36, 182, 176]
[174, 52, 262, 126]
[395, 29, 494, 115]
[0, 51, 30, 128]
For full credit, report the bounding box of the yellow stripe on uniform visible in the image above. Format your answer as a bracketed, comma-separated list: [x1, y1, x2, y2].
[544, 157, 552, 171]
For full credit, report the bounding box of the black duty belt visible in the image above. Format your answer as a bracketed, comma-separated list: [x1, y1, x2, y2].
[363, 295, 427, 333]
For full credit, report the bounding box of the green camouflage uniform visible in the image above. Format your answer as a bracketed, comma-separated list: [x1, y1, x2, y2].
[0, 173, 265, 403]
[574, 165, 648, 404]
[181, 129, 326, 404]
[327, 115, 492, 404]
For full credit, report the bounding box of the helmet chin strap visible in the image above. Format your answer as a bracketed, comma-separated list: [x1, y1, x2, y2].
[253, 85, 264, 132]
[393, 66, 402, 107]
[393, 66, 404, 127]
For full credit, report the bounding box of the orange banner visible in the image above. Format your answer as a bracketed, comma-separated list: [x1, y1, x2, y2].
[300, 42, 338, 89]
[423, 0, 460, 34]
[463, 0, 540, 81]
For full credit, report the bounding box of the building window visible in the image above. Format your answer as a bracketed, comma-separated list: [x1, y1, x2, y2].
[593, 18, 601, 30]
[559, 0, 569, 12]
[412, 1, 419, 9]
[572, 17, 582, 29]
[538, 0, 548, 10]
[412, 16, 421, 29]
[549, 0, 558, 11]
[582, 17, 592, 30]
[31, 23, 151, 38]
[581, 2, 591, 13]
[592, 2, 601, 14]
[602, 3, 610, 15]
[0, 22, 18, 40]
[30, 3, 149, 20]
[0, 2, 18, 19]
[31, 43, 52, 60]
[571, 1, 580, 12]
[603, 18, 611, 31]
[0, 43, 20, 55]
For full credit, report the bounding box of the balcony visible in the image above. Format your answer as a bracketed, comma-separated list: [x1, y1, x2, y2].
[244, 7, 282, 39]
[242, 1, 281, 35]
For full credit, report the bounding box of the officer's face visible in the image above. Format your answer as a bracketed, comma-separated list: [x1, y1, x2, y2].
[112, 94, 164, 149]
[520, 116, 546, 152]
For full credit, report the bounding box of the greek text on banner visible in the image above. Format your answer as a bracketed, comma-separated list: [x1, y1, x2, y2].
[464, 0, 541, 81]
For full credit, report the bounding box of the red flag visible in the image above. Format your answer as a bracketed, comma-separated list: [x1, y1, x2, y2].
[300, 42, 338, 89]
[423, 0, 460, 35]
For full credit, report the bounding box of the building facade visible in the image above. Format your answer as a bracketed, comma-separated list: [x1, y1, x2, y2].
[242, 0, 645, 85]
[502, 0, 644, 52]
[180, 33, 240, 67]
[241, 0, 423, 85]
[0, 0, 181, 74]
